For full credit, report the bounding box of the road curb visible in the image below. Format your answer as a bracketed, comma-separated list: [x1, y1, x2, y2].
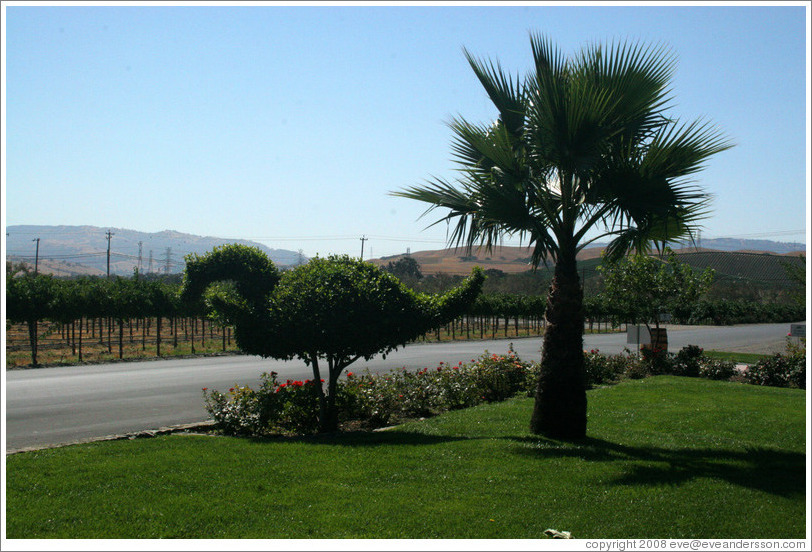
[6, 420, 217, 456]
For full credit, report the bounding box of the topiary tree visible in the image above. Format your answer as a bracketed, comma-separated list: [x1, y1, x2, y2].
[181, 244, 281, 355]
[182, 245, 484, 432]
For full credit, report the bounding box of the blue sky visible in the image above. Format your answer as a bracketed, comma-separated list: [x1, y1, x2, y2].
[3, 2, 809, 259]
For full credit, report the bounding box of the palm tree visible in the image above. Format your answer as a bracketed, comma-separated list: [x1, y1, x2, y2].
[393, 34, 732, 439]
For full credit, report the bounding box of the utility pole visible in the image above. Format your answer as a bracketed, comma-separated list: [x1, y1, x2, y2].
[148, 250, 154, 274]
[105, 230, 114, 278]
[137, 241, 143, 272]
[360, 235, 368, 261]
[32, 238, 40, 274]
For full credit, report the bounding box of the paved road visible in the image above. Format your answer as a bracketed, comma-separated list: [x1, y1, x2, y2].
[4, 322, 799, 452]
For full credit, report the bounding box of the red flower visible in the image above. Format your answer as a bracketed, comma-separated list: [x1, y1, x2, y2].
[202, 387, 208, 391]
[229, 388, 235, 392]
[347, 372, 354, 377]
[437, 367, 443, 371]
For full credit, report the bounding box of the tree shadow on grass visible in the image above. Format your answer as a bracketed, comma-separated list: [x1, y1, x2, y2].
[506, 436, 806, 498]
[246, 428, 473, 448]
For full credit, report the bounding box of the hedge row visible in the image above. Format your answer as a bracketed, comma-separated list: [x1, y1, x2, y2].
[203, 345, 806, 437]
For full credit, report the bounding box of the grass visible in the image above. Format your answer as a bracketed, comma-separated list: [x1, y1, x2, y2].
[703, 350, 770, 364]
[5, 376, 807, 539]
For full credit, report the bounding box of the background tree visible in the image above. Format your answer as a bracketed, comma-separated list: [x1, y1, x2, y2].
[598, 250, 714, 344]
[106, 276, 152, 359]
[146, 280, 179, 357]
[384, 256, 424, 283]
[781, 254, 806, 308]
[6, 271, 58, 366]
[394, 33, 732, 439]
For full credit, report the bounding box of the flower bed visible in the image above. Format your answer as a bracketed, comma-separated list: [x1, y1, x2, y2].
[203, 344, 806, 437]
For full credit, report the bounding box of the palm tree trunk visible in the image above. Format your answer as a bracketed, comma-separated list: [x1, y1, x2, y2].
[530, 252, 587, 439]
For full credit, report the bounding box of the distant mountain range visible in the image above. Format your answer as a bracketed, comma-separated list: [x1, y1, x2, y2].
[4, 225, 806, 277]
[5, 225, 305, 277]
[637, 237, 806, 255]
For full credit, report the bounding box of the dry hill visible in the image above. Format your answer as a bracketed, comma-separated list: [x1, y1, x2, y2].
[371, 245, 805, 276]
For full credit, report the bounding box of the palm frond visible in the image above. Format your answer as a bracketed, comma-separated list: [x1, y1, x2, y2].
[578, 38, 676, 145]
[393, 33, 732, 273]
[463, 47, 525, 136]
[448, 116, 522, 177]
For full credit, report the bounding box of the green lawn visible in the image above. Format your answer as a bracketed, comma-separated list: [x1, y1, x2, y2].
[5, 376, 807, 539]
[703, 350, 770, 364]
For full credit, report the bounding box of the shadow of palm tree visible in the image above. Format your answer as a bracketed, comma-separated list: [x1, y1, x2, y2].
[246, 428, 473, 448]
[506, 436, 805, 498]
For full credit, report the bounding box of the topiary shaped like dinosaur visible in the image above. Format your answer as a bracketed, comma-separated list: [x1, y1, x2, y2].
[181, 244, 485, 431]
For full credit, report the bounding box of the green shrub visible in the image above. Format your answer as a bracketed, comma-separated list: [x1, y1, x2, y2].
[336, 371, 403, 426]
[202, 385, 261, 436]
[624, 354, 650, 380]
[524, 362, 541, 397]
[469, 351, 528, 402]
[338, 351, 531, 427]
[674, 345, 704, 377]
[786, 357, 806, 390]
[203, 372, 321, 436]
[435, 361, 483, 409]
[698, 358, 736, 381]
[584, 349, 626, 386]
[743, 354, 804, 388]
[640, 345, 674, 375]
